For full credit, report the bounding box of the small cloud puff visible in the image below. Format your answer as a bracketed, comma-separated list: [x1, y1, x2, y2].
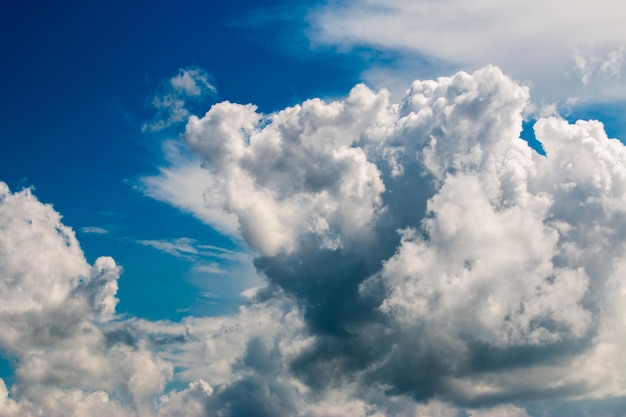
[144, 67, 217, 132]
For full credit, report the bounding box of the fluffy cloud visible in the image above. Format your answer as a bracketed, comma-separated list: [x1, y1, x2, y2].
[144, 65, 626, 415]
[181, 86, 389, 256]
[0, 184, 172, 416]
[309, 0, 626, 103]
[5, 65, 626, 416]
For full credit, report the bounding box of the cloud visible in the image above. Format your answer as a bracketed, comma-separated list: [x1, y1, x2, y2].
[143, 65, 626, 415]
[138, 237, 245, 262]
[138, 237, 200, 259]
[144, 67, 217, 132]
[180, 83, 389, 256]
[193, 264, 227, 274]
[5, 65, 626, 416]
[309, 0, 626, 103]
[575, 47, 625, 86]
[81, 226, 109, 235]
[137, 237, 249, 285]
[141, 141, 240, 235]
[0, 183, 173, 416]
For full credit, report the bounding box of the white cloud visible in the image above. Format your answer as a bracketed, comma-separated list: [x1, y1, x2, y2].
[138, 237, 200, 259]
[193, 263, 227, 274]
[6, 65, 626, 416]
[170, 68, 216, 98]
[156, 379, 213, 417]
[138, 237, 246, 263]
[143, 66, 626, 414]
[467, 405, 531, 417]
[177, 84, 391, 256]
[0, 184, 172, 416]
[0, 378, 20, 416]
[309, 0, 626, 103]
[141, 141, 240, 235]
[81, 226, 109, 235]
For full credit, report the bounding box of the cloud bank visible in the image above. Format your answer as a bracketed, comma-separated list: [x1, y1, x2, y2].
[309, 0, 626, 104]
[4, 66, 626, 415]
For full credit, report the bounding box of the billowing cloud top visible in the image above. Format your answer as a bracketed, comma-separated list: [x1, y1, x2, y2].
[5, 66, 626, 416]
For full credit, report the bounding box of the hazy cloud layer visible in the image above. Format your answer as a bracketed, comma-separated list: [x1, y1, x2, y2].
[309, 0, 626, 104]
[4, 66, 626, 416]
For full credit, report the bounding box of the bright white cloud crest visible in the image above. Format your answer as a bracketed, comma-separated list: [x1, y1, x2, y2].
[4, 66, 626, 415]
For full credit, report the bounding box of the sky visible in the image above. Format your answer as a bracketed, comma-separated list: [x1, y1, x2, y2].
[1, 1, 626, 416]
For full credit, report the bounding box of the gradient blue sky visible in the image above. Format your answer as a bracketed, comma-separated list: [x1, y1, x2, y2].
[2, 1, 626, 416]
[0, 0, 365, 320]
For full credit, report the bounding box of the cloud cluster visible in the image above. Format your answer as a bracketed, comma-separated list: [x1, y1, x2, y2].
[145, 66, 626, 414]
[4, 66, 626, 416]
[0, 184, 172, 416]
[309, 0, 626, 103]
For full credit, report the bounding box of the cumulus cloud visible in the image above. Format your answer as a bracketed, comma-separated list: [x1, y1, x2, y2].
[5, 66, 626, 416]
[143, 65, 626, 415]
[0, 184, 172, 416]
[181, 85, 388, 256]
[309, 0, 626, 103]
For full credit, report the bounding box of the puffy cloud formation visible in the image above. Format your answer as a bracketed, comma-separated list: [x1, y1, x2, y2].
[310, 0, 626, 103]
[181, 84, 387, 256]
[0, 184, 172, 416]
[145, 66, 626, 415]
[5, 66, 626, 416]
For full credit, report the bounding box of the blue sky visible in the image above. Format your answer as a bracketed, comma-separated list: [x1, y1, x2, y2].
[2, 1, 626, 416]
[0, 0, 364, 320]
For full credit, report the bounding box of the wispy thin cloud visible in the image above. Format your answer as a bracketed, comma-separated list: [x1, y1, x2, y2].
[311, 0, 626, 104]
[193, 263, 227, 275]
[143, 67, 217, 133]
[138, 237, 248, 265]
[80, 226, 109, 235]
[138, 237, 199, 259]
